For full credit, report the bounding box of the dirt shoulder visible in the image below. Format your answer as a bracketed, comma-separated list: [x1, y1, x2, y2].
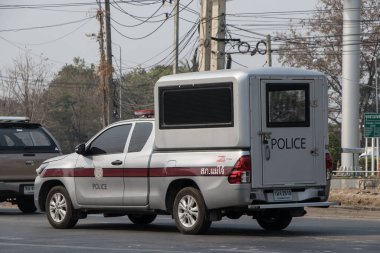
[328, 189, 380, 209]
[306, 188, 380, 219]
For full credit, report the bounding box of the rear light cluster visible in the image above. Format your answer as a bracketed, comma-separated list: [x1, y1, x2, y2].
[325, 153, 333, 180]
[228, 155, 251, 184]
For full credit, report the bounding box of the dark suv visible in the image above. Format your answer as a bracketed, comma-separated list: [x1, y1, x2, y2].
[0, 116, 61, 213]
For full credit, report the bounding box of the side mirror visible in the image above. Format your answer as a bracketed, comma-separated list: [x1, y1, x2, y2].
[75, 143, 86, 155]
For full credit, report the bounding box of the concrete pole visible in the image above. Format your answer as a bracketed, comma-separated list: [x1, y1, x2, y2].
[266, 34, 272, 67]
[173, 0, 179, 74]
[210, 0, 226, 71]
[199, 0, 212, 71]
[105, 0, 114, 124]
[341, 0, 361, 171]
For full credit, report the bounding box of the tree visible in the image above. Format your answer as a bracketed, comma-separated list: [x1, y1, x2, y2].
[44, 58, 102, 153]
[1, 52, 49, 121]
[121, 65, 173, 119]
[277, 0, 380, 126]
[328, 123, 341, 170]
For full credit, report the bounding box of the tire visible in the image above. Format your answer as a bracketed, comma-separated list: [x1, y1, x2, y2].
[256, 211, 292, 231]
[17, 197, 37, 213]
[173, 187, 211, 235]
[128, 214, 157, 225]
[45, 186, 78, 229]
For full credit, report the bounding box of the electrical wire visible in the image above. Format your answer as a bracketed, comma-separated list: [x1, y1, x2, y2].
[136, 18, 200, 70]
[110, 0, 196, 40]
[0, 35, 66, 65]
[0, 16, 94, 32]
[111, 0, 164, 22]
[110, 3, 165, 27]
[18, 18, 93, 46]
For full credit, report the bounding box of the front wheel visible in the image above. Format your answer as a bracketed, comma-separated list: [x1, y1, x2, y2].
[128, 214, 157, 225]
[45, 186, 78, 229]
[256, 211, 292, 231]
[173, 187, 211, 234]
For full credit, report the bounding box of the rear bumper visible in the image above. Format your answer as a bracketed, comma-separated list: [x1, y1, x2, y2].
[251, 186, 330, 203]
[0, 181, 34, 199]
[248, 201, 338, 209]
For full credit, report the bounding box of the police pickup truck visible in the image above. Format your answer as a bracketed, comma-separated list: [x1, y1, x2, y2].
[34, 68, 333, 234]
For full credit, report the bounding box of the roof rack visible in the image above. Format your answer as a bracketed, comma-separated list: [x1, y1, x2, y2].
[0, 116, 31, 123]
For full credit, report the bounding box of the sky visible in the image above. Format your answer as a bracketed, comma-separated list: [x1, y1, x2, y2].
[0, 0, 319, 78]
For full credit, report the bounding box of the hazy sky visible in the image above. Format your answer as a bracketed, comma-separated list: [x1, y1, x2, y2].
[0, 0, 319, 77]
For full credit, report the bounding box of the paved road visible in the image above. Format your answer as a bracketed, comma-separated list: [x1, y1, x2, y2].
[0, 207, 379, 253]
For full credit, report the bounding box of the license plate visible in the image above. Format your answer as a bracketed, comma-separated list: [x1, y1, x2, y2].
[23, 185, 34, 195]
[273, 190, 292, 201]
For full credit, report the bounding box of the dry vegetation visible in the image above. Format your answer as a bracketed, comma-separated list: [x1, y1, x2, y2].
[329, 189, 380, 209]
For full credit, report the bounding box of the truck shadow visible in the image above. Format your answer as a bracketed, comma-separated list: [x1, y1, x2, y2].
[74, 222, 380, 237]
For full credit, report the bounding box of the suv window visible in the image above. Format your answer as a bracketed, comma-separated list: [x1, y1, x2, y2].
[88, 124, 132, 155]
[0, 124, 59, 153]
[128, 122, 153, 153]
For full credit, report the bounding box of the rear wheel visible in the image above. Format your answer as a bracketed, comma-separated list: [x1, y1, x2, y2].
[45, 186, 78, 229]
[17, 197, 36, 213]
[173, 187, 211, 234]
[128, 214, 157, 225]
[256, 211, 292, 231]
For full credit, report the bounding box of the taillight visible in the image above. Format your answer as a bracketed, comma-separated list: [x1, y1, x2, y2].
[326, 153, 333, 180]
[228, 155, 251, 184]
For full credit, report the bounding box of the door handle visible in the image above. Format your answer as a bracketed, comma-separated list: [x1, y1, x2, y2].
[111, 160, 123, 166]
[265, 145, 271, 161]
[259, 131, 271, 144]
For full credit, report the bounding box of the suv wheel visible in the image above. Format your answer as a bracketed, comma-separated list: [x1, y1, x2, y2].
[128, 214, 157, 225]
[173, 187, 211, 234]
[17, 197, 37, 213]
[46, 186, 78, 229]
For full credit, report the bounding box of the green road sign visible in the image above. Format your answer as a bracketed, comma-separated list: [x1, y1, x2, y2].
[364, 113, 380, 137]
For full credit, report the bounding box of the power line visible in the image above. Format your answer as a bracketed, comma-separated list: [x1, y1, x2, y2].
[0, 16, 94, 32]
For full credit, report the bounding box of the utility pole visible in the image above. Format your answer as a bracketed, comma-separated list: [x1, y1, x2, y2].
[173, 0, 179, 74]
[199, 0, 212, 71]
[266, 34, 272, 67]
[210, 0, 226, 71]
[96, 5, 108, 127]
[105, 0, 114, 124]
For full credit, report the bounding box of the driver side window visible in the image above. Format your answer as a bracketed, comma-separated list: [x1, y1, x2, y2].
[88, 124, 132, 155]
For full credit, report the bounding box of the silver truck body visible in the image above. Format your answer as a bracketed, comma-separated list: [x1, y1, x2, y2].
[34, 68, 332, 234]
